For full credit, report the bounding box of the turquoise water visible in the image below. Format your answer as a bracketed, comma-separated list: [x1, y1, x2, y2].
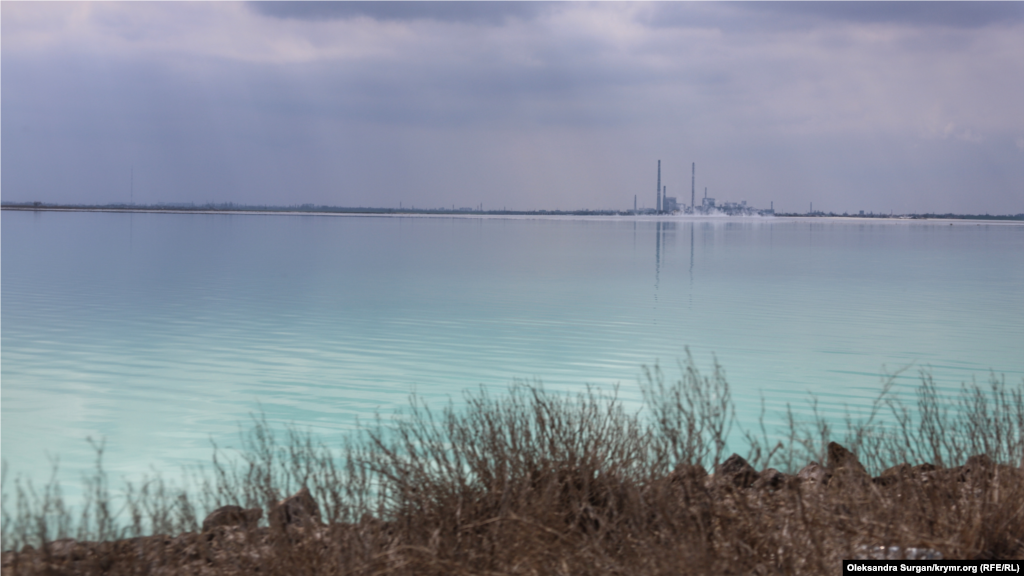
[2, 211, 1022, 496]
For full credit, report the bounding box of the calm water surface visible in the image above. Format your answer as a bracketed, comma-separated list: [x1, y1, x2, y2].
[3, 211, 1022, 496]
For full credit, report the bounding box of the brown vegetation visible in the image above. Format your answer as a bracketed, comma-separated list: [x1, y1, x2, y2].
[3, 356, 1023, 575]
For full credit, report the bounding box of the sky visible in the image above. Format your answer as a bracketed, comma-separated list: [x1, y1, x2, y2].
[2, 1, 1023, 214]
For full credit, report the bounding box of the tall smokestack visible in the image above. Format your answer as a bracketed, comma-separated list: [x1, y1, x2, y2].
[691, 163, 695, 211]
[656, 160, 662, 213]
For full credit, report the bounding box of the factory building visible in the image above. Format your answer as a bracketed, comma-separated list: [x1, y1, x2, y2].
[646, 159, 770, 216]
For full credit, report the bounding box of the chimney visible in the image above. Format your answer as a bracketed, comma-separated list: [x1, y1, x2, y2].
[656, 160, 662, 213]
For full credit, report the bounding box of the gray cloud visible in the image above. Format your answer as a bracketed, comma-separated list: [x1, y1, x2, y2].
[2, 2, 1022, 214]
[724, 0, 1019, 27]
[5, 57, 1013, 214]
[247, 1, 553, 24]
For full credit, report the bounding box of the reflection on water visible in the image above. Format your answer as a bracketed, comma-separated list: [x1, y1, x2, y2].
[2, 211, 1022, 502]
[655, 221, 660, 292]
[689, 225, 694, 309]
[654, 221, 682, 303]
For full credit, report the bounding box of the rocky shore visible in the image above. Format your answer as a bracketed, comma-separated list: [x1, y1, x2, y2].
[4, 443, 1021, 576]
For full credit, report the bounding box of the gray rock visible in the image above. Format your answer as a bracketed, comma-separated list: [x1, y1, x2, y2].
[958, 453, 995, 482]
[667, 463, 708, 485]
[826, 442, 867, 476]
[269, 487, 321, 529]
[826, 442, 871, 491]
[797, 461, 830, 485]
[45, 538, 79, 560]
[874, 462, 939, 486]
[752, 468, 787, 491]
[201, 505, 263, 532]
[714, 454, 758, 489]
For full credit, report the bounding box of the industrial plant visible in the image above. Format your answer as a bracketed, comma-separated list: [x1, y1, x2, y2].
[644, 160, 774, 217]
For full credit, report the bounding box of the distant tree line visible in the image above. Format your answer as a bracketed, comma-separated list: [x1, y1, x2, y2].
[4, 201, 1022, 221]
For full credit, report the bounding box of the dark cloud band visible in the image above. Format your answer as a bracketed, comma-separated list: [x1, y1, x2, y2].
[245, 0, 561, 22]
[729, 0, 1024, 28]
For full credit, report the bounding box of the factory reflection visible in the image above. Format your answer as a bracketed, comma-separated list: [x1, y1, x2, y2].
[653, 220, 697, 311]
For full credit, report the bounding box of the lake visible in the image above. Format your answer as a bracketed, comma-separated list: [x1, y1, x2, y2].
[2, 210, 1022, 498]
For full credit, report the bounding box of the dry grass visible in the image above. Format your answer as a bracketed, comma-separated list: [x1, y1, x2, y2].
[3, 355, 1023, 575]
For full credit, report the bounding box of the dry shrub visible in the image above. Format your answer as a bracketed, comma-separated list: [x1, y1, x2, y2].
[3, 356, 1022, 575]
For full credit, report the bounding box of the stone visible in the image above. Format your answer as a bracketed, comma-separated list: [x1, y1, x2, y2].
[45, 538, 78, 559]
[873, 463, 910, 486]
[958, 453, 995, 482]
[826, 442, 867, 476]
[269, 487, 322, 530]
[667, 463, 708, 485]
[202, 505, 263, 533]
[955, 454, 1023, 489]
[875, 462, 943, 486]
[797, 461, 831, 486]
[714, 454, 758, 489]
[752, 468, 786, 491]
[826, 442, 870, 491]
[914, 462, 937, 474]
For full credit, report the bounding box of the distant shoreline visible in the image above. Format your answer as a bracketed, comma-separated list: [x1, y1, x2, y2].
[3, 203, 1022, 222]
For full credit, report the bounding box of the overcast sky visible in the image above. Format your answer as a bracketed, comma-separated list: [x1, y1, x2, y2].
[3, 1, 1022, 214]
